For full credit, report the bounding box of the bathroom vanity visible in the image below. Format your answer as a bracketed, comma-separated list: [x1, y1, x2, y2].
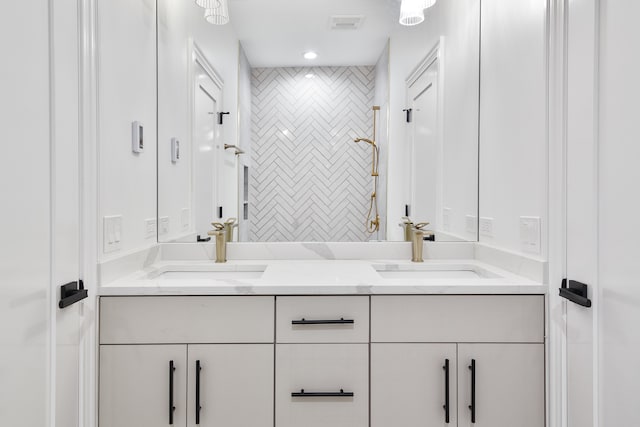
[98, 258, 545, 427]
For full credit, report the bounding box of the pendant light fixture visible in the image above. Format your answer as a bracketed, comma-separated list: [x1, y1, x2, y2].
[421, 0, 437, 10]
[399, 0, 424, 26]
[195, 0, 221, 9]
[204, 0, 229, 25]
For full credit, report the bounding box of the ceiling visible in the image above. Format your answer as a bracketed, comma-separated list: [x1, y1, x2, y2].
[228, 0, 401, 68]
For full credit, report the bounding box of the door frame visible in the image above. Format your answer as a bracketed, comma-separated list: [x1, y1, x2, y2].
[405, 38, 445, 232]
[548, 1, 601, 427]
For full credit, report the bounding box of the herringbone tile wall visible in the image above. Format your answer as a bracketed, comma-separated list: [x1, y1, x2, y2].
[249, 66, 377, 242]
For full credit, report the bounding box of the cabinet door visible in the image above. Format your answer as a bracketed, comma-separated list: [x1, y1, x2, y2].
[100, 345, 187, 427]
[187, 344, 274, 427]
[371, 344, 457, 427]
[458, 344, 544, 427]
[276, 344, 368, 427]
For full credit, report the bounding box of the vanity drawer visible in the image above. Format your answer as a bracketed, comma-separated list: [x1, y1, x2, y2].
[276, 344, 368, 427]
[371, 295, 544, 343]
[276, 296, 369, 343]
[100, 296, 274, 344]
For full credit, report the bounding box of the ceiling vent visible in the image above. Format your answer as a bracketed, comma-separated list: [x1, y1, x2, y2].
[330, 15, 365, 30]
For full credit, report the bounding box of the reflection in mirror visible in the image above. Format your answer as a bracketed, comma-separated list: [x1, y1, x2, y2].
[157, 0, 479, 243]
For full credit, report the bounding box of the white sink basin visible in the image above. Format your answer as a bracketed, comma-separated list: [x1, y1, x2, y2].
[377, 270, 482, 279]
[145, 265, 267, 281]
[373, 263, 498, 280]
[155, 271, 265, 280]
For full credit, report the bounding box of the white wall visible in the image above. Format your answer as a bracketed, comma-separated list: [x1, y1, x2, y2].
[374, 41, 390, 240]
[478, 0, 548, 258]
[387, 0, 480, 241]
[157, 0, 239, 243]
[237, 45, 252, 242]
[98, 0, 157, 259]
[99, 0, 239, 257]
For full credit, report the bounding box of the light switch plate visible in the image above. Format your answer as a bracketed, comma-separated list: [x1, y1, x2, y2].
[479, 217, 494, 237]
[181, 208, 190, 231]
[103, 215, 122, 253]
[144, 218, 157, 239]
[466, 215, 477, 234]
[520, 216, 541, 254]
[442, 208, 452, 231]
[159, 216, 169, 236]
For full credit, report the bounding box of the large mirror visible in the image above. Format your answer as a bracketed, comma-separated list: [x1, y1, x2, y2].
[157, 0, 479, 243]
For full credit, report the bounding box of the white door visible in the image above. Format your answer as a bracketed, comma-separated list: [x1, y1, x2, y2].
[408, 58, 440, 229]
[457, 344, 545, 427]
[0, 1, 84, 426]
[563, 1, 640, 426]
[187, 345, 273, 427]
[0, 2, 54, 425]
[193, 61, 222, 237]
[371, 343, 457, 427]
[100, 345, 187, 427]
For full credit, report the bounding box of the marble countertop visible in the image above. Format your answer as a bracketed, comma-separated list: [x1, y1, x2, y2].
[98, 259, 547, 296]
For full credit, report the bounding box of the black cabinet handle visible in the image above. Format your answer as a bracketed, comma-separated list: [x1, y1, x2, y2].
[169, 360, 176, 425]
[468, 359, 476, 423]
[443, 359, 450, 423]
[559, 279, 592, 307]
[291, 389, 354, 397]
[195, 360, 202, 424]
[291, 318, 354, 325]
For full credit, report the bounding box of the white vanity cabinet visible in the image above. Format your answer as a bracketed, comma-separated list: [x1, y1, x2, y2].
[370, 295, 545, 427]
[275, 296, 369, 427]
[99, 296, 275, 427]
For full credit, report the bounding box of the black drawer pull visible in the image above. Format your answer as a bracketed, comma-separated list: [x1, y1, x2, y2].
[443, 359, 450, 423]
[292, 318, 354, 325]
[292, 389, 354, 397]
[468, 359, 476, 423]
[195, 360, 202, 424]
[169, 360, 176, 425]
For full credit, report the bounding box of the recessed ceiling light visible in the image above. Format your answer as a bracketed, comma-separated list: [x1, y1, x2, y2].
[303, 51, 318, 60]
[305, 73, 315, 79]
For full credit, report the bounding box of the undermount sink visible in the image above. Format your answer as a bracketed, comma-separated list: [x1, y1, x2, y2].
[146, 265, 267, 281]
[373, 264, 498, 280]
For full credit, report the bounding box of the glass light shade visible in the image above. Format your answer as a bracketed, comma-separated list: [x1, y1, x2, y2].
[204, 0, 229, 25]
[421, 0, 437, 9]
[195, 0, 221, 9]
[399, 0, 425, 26]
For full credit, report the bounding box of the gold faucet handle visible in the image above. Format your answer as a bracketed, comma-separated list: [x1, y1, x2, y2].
[210, 222, 225, 230]
[224, 218, 237, 225]
[413, 222, 430, 230]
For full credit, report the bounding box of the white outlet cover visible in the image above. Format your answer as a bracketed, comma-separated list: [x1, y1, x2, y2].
[466, 215, 477, 234]
[144, 218, 157, 239]
[520, 216, 541, 254]
[159, 216, 169, 235]
[103, 215, 123, 253]
[181, 208, 190, 231]
[479, 217, 494, 237]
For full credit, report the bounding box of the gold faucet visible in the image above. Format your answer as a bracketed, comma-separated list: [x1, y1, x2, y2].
[207, 222, 227, 263]
[411, 222, 432, 263]
[223, 218, 238, 242]
[399, 216, 414, 241]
